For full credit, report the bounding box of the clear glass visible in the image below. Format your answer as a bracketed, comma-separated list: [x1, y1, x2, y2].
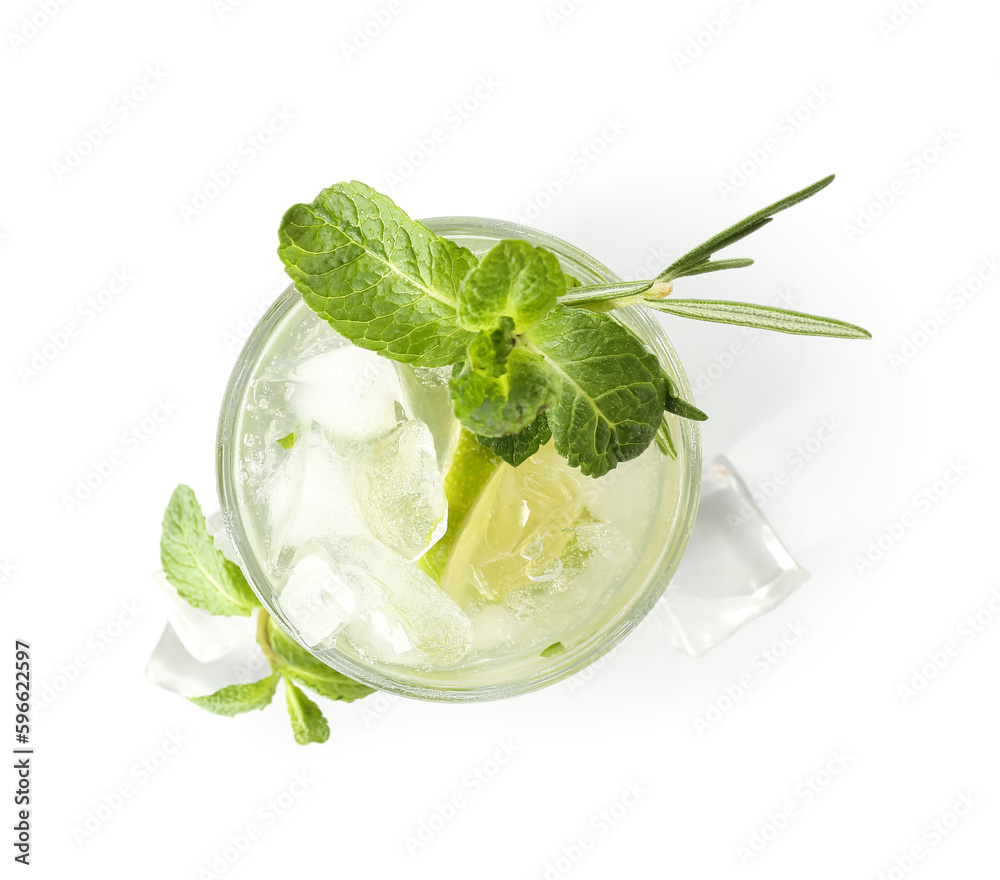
[217, 217, 702, 701]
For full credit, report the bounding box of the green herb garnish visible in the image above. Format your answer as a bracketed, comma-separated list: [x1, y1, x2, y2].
[277, 175, 869, 477]
[159, 486, 373, 745]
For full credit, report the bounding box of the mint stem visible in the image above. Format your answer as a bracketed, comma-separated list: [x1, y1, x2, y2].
[256, 610, 281, 671]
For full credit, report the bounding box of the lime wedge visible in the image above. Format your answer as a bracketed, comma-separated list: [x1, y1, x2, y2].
[419, 429, 503, 582]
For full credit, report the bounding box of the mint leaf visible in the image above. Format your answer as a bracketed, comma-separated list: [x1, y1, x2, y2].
[270, 626, 374, 702]
[160, 485, 258, 616]
[277, 181, 477, 367]
[284, 677, 330, 744]
[188, 673, 280, 716]
[646, 299, 872, 339]
[528, 305, 666, 477]
[475, 413, 552, 466]
[277, 431, 296, 449]
[541, 641, 565, 657]
[458, 239, 563, 332]
[450, 319, 560, 437]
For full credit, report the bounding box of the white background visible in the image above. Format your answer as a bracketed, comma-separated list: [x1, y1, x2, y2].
[4, 0, 999, 877]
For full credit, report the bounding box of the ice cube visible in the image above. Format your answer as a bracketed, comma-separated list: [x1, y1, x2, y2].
[275, 547, 380, 647]
[656, 455, 810, 657]
[290, 535, 474, 668]
[355, 419, 448, 561]
[262, 422, 367, 568]
[258, 343, 403, 443]
[145, 624, 268, 698]
[150, 570, 256, 662]
[394, 364, 461, 471]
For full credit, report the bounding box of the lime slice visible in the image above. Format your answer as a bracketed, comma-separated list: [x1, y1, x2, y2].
[440, 442, 592, 607]
[419, 429, 503, 582]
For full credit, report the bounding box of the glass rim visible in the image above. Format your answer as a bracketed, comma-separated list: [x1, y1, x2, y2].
[217, 215, 702, 702]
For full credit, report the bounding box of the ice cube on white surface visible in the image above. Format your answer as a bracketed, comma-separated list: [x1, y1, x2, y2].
[151, 570, 256, 662]
[258, 343, 404, 443]
[145, 624, 267, 698]
[291, 535, 473, 667]
[657, 455, 809, 658]
[355, 419, 448, 560]
[276, 548, 380, 647]
[394, 364, 461, 471]
[262, 422, 367, 566]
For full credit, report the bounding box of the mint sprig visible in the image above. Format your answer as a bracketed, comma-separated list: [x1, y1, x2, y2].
[160, 485, 374, 745]
[160, 485, 259, 616]
[277, 175, 867, 477]
[277, 181, 478, 367]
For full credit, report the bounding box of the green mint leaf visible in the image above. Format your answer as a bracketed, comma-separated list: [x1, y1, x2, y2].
[458, 239, 564, 332]
[528, 305, 666, 477]
[474, 412, 552, 467]
[269, 626, 374, 702]
[672, 257, 754, 279]
[277, 181, 477, 367]
[188, 673, 280, 717]
[659, 175, 835, 281]
[540, 641, 565, 657]
[277, 431, 296, 449]
[450, 319, 560, 437]
[284, 677, 330, 744]
[647, 299, 872, 339]
[160, 485, 258, 616]
[563, 272, 582, 289]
